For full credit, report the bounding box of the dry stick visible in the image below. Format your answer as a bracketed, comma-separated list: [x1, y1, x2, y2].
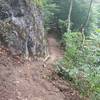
[43, 54, 50, 62]
[43, 55, 51, 67]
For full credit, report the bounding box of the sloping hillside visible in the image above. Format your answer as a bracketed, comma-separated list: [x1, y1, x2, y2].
[0, 35, 81, 100]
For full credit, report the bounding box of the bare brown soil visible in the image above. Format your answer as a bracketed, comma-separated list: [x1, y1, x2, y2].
[0, 35, 82, 100]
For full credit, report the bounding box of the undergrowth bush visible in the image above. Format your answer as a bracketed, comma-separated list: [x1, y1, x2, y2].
[55, 32, 100, 99]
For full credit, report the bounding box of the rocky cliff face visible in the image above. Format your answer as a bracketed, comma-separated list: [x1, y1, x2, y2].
[0, 0, 47, 58]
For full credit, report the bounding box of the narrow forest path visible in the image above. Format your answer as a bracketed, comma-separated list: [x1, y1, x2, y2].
[47, 34, 63, 63]
[0, 35, 81, 100]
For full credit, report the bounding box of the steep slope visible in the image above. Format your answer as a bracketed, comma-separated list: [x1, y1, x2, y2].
[0, 35, 81, 100]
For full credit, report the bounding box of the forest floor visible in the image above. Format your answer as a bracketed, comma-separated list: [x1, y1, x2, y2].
[0, 35, 82, 100]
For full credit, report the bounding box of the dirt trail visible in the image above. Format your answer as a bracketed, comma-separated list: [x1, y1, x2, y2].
[0, 35, 81, 100]
[47, 35, 63, 63]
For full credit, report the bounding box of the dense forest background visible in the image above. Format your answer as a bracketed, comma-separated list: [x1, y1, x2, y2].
[41, 0, 100, 99]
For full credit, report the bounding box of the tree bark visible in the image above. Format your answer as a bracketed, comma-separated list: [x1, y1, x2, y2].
[80, 0, 93, 33]
[67, 0, 73, 33]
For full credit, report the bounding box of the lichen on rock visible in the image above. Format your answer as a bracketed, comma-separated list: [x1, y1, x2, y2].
[0, 0, 48, 58]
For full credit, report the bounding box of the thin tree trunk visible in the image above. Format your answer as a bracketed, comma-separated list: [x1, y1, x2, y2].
[67, 0, 73, 33]
[81, 0, 93, 33]
[80, 0, 93, 45]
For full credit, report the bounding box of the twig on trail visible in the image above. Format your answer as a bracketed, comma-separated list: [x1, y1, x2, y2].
[43, 55, 51, 67]
[43, 55, 50, 62]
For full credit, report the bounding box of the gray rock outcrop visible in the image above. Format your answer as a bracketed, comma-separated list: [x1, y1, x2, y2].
[0, 0, 48, 58]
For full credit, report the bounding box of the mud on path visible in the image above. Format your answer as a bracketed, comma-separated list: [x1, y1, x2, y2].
[0, 35, 81, 100]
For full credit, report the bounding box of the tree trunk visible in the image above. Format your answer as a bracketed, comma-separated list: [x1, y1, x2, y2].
[80, 0, 93, 33]
[67, 0, 73, 33]
[0, 0, 48, 58]
[80, 0, 93, 45]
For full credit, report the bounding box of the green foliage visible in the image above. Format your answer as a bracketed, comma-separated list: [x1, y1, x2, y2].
[43, 0, 98, 35]
[62, 32, 83, 68]
[55, 32, 100, 99]
[33, 0, 44, 6]
[58, 19, 73, 34]
[42, 0, 100, 98]
[42, 0, 59, 31]
[96, 29, 100, 33]
[58, 19, 68, 33]
[42, 0, 100, 99]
